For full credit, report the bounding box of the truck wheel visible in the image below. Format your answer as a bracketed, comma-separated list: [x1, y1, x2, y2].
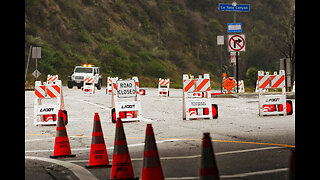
[77, 84, 82, 89]
[68, 81, 73, 89]
[97, 79, 102, 90]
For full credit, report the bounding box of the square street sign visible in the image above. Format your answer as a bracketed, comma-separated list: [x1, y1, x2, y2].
[228, 23, 242, 33]
[228, 34, 246, 52]
[217, 35, 224, 45]
[32, 47, 41, 59]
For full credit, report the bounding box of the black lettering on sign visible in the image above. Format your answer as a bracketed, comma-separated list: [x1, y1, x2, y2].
[119, 82, 133, 88]
[118, 89, 135, 95]
[40, 108, 54, 112]
[56, 140, 69, 148]
[191, 102, 206, 106]
[266, 98, 280, 102]
[113, 162, 130, 173]
[113, 162, 130, 172]
[95, 155, 103, 159]
[121, 104, 135, 109]
[92, 150, 104, 154]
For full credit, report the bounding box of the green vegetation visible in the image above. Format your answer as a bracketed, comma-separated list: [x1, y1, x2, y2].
[25, 0, 294, 89]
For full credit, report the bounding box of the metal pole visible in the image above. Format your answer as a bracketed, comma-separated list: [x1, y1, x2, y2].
[236, 52, 239, 93]
[35, 58, 38, 81]
[220, 45, 223, 92]
[25, 45, 32, 81]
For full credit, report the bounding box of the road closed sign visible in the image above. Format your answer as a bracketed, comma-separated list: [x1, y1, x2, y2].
[117, 79, 137, 98]
[228, 34, 245, 52]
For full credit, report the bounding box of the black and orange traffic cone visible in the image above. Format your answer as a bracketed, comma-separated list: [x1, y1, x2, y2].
[86, 113, 111, 168]
[110, 118, 138, 180]
[141, 124, 164, 180]
[50, 110, 75, 158]
[288, 148, 295, 180]
[199, 133, 220, 180]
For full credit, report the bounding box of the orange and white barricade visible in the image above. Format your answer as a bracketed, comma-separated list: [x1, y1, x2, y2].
[292, 81, 295, 92]
[256, 80, 268, 93]
[106, 76, 118, 95]
[83, 75, 95, 94]
[237, 80, 245, 93]
[182, 74, 218, 120]
[158, 78, 170, 96]
[111, 77, 141, 123]
[34, 79, 66, 125]
[46, 74, 59, 85]
[258, 70, 289, 116]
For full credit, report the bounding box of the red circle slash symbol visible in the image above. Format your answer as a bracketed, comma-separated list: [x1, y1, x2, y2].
[229, 35, 245, 51]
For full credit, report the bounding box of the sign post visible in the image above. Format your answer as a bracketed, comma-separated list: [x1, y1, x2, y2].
[32, 47, 41, 81]
[217, 35, 224, 93]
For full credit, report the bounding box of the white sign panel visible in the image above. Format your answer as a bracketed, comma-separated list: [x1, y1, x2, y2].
[37, 106, 58, 115]
[32, 47, 41, 58]
[117, 80, 137, 98]
[228, 34, 245, 52]
[217, 35, 224, 45]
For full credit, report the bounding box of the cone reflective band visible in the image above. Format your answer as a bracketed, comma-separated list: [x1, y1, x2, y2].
[110, 118, 137, 179]
[200, 133, 220, 180]
[86, 113, 111, 168]
[141, 124, 164, 180]
[50, 110, 75, 158]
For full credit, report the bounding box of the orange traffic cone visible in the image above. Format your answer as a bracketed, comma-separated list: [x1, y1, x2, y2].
[110, 118, 138, 180]
[86, 113, 111, 168]
[141, 124, 164, 180]
[199, 133, 220, 180]
[288, 148, 295, 180]
[50, 110, 75, 158]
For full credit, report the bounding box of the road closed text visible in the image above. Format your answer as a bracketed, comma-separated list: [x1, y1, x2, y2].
[117, 80, 137, 98]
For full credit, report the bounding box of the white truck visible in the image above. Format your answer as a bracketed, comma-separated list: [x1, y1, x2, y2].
[68, 64, 102, 89]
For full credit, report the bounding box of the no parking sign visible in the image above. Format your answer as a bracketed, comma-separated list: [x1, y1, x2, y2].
[228, 34, 245, 52]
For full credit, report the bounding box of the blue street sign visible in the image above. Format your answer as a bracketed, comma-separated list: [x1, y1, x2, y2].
[228, 23, 242, 33]
[219, 4, 250, 12]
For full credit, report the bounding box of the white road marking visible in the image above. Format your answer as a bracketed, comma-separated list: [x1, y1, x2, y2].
[70, 98, 111, 111]
[25, 156, 99, 180]
[65, 146, 284, 163]
[25, 137, 55, 142]
[220, 168, 288, 178]
[165, 168, 289, 179]
[25, 139, 180, 153]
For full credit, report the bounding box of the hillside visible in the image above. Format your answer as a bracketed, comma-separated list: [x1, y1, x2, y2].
[25, 0, 294, 88]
